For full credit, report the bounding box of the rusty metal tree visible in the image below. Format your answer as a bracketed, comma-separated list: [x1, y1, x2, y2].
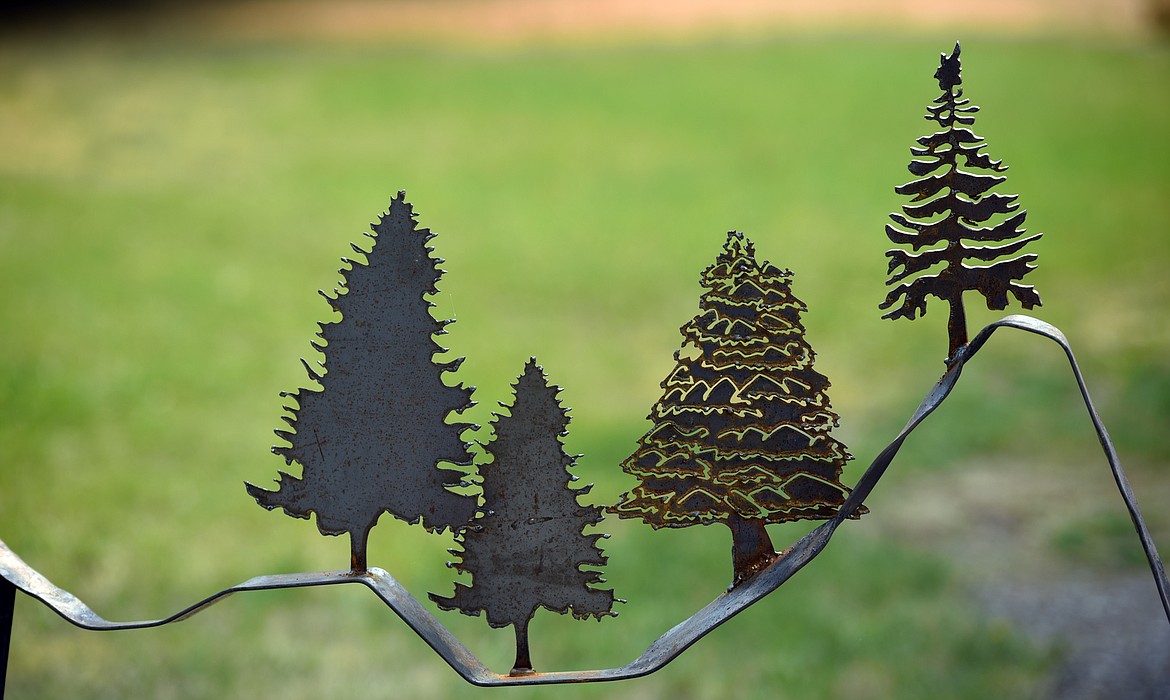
[431, 359, 615, 675]
[246, 191, 478, 573]
[610, 232, 861, 585]
[881, 42, 1042, 364]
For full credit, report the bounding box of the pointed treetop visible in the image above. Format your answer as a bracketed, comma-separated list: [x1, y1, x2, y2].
[495, 357, 563, 416]
[721, 230, 754, 261]
[935, 42, 962, 91]
[377, 190, 423, 232]
[702, 231, 793, 289]
[520, 356, 545, 385]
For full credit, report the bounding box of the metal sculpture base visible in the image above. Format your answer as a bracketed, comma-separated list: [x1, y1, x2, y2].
[2, 315, 1167, 692]
[0, 533, 825, 686]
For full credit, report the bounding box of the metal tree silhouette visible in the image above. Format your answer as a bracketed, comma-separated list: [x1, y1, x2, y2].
[246, 191, 478, 573]
[881, 42, 1043, 364]
[610, 232, 862, 585]
[431, 359, 615, 675]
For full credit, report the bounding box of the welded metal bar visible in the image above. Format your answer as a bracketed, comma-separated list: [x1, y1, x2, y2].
[0, 529, 838, 686]
[0, 314, 1165, 688]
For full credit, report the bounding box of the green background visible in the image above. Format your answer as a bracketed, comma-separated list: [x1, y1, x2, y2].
[1, 16, 1168, 699]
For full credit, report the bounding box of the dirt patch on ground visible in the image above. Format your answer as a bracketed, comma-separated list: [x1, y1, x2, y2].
[188, 0, 1151, 44]
[980, 576, 1170, 699]
[863, 458, 1170, 699]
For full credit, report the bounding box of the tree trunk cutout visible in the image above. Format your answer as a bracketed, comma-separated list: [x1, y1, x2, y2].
[727, 517, 776, 585]
[511, 618, 533, 675]
[349, 526, 372, 575]
[946, 289, 968, 362]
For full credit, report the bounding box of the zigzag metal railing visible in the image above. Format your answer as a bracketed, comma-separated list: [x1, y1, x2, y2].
[1, 315, 1167, 693]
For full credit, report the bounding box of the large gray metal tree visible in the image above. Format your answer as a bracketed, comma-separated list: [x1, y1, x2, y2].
[246, 191, 478, 572]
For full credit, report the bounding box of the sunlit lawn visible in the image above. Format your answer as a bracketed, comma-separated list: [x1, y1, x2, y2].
[1, 26, 1168, 698]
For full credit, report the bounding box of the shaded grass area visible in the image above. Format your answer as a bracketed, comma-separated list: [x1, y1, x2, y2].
[1, 30, 1167, 698]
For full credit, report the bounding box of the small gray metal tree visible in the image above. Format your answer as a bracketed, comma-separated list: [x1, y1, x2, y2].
[246, 191, 478, 572]
[431, 359, 616, 675]
[881, 42, 1042, 364]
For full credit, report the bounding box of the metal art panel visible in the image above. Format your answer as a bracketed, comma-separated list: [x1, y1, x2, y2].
[3, 314, 1167, 691]
[2, 43, 1168, 697]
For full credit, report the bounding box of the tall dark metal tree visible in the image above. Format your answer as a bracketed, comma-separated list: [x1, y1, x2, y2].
[431, 359, 615, 675]
[246, 191, 478, 573]
[881, 42, 1042, 363]
[610, 232, 861, 586]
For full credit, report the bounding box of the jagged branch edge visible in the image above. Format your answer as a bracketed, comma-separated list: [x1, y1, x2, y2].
[1, 314, 1166, 687]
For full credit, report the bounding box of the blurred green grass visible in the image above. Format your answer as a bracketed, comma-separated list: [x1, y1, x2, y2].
[1, 28, 1167, 699]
